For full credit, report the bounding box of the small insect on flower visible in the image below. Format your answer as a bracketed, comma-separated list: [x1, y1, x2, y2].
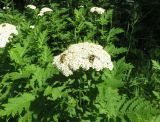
[60, 54, 67, 63]
[88, 54, 95, 63]
[2, 24, 6, 27]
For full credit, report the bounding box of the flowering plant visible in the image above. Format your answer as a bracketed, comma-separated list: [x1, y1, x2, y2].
[0, 23, 18, 48]
[0, 1, 159, 122]
[90, 7, 105, 14]
[53, 42, 113, 76]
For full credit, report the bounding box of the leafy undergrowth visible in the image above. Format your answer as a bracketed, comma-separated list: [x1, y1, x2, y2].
[0, 1, 160, 122]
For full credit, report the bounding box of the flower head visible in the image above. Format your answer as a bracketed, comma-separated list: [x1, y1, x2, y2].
[3, 6, 9, 10]
[38, 7, 53, 16]
[53, 42, 113, 76]
[26, 5, 36, 10]
[0, 23, 18, 48]
[30, 25, 35, 29]
[90, 7, 105, 14]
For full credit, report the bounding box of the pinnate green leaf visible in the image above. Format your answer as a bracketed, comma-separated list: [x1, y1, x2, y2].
[1, 93, 35, 117]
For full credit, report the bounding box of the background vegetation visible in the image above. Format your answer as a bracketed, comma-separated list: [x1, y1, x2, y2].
[0, 0, 160, 121]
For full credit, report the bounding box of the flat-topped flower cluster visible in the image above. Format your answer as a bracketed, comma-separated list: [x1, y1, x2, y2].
[38, 7, 53, 16]
[26, 5, 53, 16]
[26, 5, 36, 10]
[53, 42, 113, 76]
[90, 7, 105, 14]
[0, 23, 18, 48]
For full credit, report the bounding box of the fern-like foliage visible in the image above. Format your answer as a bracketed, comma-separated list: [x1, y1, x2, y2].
[94, 87, 158, 122]
[44, 85, 65, 101]
[101, 58, 133, 89]
[18, 111, 33, 122]
[151, 60, 160, 83]
[151, 114, 160, 122]
[152, 60, 160, 71]
[0, 93, 35, 118]
[120, 97, 157, 122]
[105, 45, 127, 57]
[107, 27, 124, 43]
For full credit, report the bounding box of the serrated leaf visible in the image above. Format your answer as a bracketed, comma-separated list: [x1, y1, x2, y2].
[18, 111, 33, 122]
[152, 60, 160, 70]
[37, 31, 48, 47]
[44, 86, 53, 96]
[30, 65, 56, 88]
[151, 115, 160, 122]
[107, 28, 124, 42]
[66, 96, 77, 117]
[44, 86, 65, 101]
[113, 58, 134, 79]
[1, 71, 31, 84]
[67, 18, 76, 26]
[1, 93, 35, 117]
[40, 46, 52, 63]
[105, 45, 127, 57]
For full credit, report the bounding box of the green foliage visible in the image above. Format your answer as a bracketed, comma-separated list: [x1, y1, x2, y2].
[0, 1, 159, 121]
[151, 115, 160, 122]
[106, 45, 127, 57]
[44, 85, 65, 101]
[152, 60, 160, 71]
[151, 60, 160, 109]
[0, 93, 35, 117]
[100, 58, 133, 89]
[94, 87, 157, 122]
[107, 27, 124, 43]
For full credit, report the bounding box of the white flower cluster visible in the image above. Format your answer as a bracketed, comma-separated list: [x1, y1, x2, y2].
[3, 6, 9, 10]
[26, 5, 36, 10]
[30, 25, 35, 29]
[90, 7, 105, 14]
[0, 23, 18, 48]
[53, 42, 113, 76]
[26, 5, 53, 16]
[38, 7, 53, 16]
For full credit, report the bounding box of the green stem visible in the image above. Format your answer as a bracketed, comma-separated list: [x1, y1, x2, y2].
[78, 79, 82, 106]
[74, 28, 77, 42]
[0, 83, 13, 102]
